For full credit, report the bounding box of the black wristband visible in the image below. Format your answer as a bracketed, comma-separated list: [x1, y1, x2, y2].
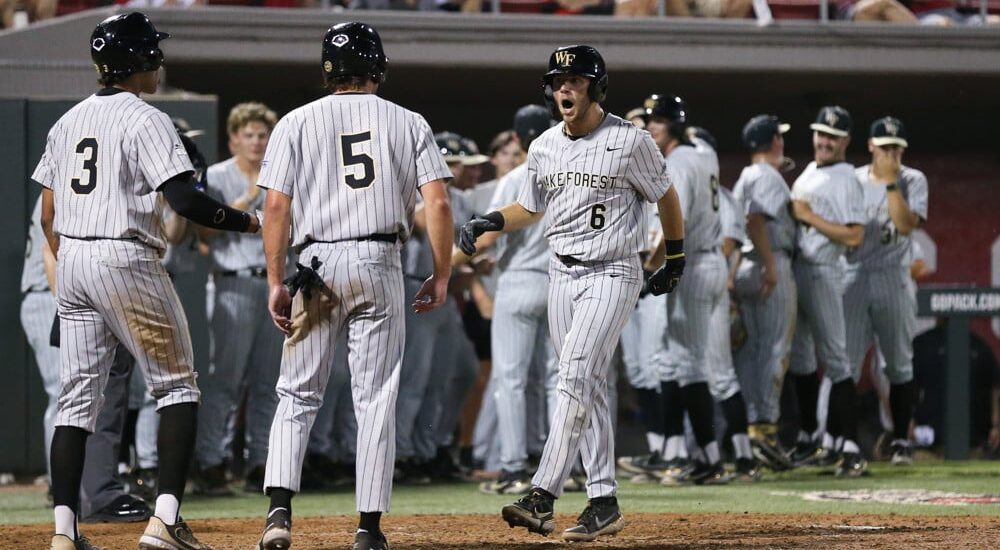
[886, 183, 899, 192]
[665, 238, 684, 259]
[483, 210, 505, 230]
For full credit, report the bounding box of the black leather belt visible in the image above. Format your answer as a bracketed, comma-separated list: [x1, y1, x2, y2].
[356, 233, 398, 243]
[218, 267, 267, 278]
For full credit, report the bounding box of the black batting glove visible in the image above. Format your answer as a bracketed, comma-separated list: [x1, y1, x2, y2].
[459, 211, 505, 256]
[639, 268, 654, 299]
[646, 254, 685, 296]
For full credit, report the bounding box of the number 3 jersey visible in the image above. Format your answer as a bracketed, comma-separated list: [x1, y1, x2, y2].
[846, 164, 928, 269]
[517, 113, 672, 262]
[31, 89, 194, 253]
[258, 93, 451, 249]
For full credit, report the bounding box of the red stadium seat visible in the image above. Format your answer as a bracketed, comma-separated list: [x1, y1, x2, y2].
[57, 0, 111, 17]
[499, 0, 557, 13]
[767, 0, 822, 20]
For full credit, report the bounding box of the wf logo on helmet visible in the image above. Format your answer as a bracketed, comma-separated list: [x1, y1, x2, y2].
[554, 51, 576, 66]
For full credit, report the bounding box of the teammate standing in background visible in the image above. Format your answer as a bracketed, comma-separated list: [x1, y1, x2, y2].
[787, 106, 867, 477]
[731, 115, 797, 471]
[256, 22, 453, 550]
[194, 102, 282, 496]
[38, 12, 261, 550]
[454, 104, 556, 495]
[460, 46, 685, 541]
[644, 95, 729, 486]
[845, 117, 927, 465]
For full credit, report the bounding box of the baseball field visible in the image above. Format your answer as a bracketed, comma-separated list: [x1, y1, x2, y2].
[2, 461, 997, 549]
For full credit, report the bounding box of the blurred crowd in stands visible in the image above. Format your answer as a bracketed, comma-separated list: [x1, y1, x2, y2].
[2, 0, 997, 31]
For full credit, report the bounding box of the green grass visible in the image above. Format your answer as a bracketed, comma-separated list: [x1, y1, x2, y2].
[2, 461, 997, 525]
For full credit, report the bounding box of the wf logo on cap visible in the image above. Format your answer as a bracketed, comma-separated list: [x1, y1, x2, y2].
[644, 97, 657, 110]
[824, 109, 839, 127]
[554, 51, 576, 66]
[92, 38, 106, 52]
[331, 34, 349, 47]
[883, 120, 899, 136]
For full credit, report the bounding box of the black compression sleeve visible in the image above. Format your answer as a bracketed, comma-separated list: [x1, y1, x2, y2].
[160, 175, 251, 232]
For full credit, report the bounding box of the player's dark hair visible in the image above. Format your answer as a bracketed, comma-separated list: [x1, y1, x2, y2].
[488, 130, 518, 157]
[97, 73, 126, 87]
[326, 75, 375, 94]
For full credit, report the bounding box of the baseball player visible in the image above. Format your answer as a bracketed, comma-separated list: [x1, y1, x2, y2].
[37, 12, 261, 550]
[641, 95, 730, 486]
[453, 105, 556, 495]
[460, 45, 685, 541]
[787, 106, 867, 477]
[194, 102, 282, 496]
[731, 115, 797, 471]
[255, 22, 453, 550]
[393, 132, 476, 485]
[845, 117, 927, 465]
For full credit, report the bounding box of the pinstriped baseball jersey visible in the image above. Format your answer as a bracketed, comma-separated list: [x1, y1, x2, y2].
[205, 158, 266, 270]
[31, 90, 193, 253]
[22, 197, 49, 293]
[258, 94, 452, 247]
[790, 161, 865, 264]
[848, 165, 929, 269]
[719, 187, 745, 244]
[517, 114, 671, 261]
[487, 163, 549, 274]
[665, 143, 721, 252]
[732, 162, 795, 255]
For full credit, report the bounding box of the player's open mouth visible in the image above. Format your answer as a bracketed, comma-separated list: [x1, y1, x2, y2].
[561, 99, 574, 111]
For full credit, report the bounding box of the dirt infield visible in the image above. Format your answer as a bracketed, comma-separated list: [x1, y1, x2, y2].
[5, 513, 998, 549]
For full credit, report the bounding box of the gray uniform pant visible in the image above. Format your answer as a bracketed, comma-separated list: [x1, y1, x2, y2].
[620, 292, 667, 391]
[533, 257, 640, 499]
[395, 277, 450, 460]
[21, 290, 59, 476]
[491, 270, 557, 473]
[80, 345, 132, 516]
[127, 368, 158, 469]
[425, 306, 478, 455]
[843, 265, 915, 385]
[733, 253, 796, 423]
[196, 275, 282, 470]
[661, 251, 728, 387]
[705, 288, 741, 402]
[789, 261, 852, 383]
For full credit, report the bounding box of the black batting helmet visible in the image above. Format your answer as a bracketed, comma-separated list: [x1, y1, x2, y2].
[644, 94, 688, 141]
[322, 22, 388, 84]
[542, 45, 608, 108]
[90, 12, 168, 84]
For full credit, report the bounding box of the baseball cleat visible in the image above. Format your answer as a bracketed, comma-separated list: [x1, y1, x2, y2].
[658, 460, 698, 486]
[480, 470, 531, 495]
[562, 497, 625, 542]
[138, 516, 213, 550]
[501, 487, 556, 536]
[890, 441, 914, 466]
[617, 451, 670, 476]
[733, 457, 763, 482]
[50, 534, 105, 550]
[790, 439, 832, 467]
[836, 452, 869, 478]
[748, 423, 794, 471]
[257, 508, 291, 550]
[353, 529, 389, 550]
[81, 494, 152, 524]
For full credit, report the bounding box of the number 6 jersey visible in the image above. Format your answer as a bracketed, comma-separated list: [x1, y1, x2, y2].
[31, 89, 194, 253]
[258, 93, 451, 248]
[517, 113, 672, 262]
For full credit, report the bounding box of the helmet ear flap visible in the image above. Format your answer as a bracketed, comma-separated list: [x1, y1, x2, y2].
[542, 81, 560, 120]
[589, 74, 608, 103]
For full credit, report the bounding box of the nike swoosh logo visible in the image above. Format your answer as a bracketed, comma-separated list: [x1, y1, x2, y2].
[594, 513, 617, 529]
[606, 147, 622, 152]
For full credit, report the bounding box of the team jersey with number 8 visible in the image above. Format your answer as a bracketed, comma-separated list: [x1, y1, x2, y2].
[258, 94, 451, 247]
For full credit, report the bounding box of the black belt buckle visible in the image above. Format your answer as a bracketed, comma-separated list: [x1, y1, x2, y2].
[557, 254, 582, 267]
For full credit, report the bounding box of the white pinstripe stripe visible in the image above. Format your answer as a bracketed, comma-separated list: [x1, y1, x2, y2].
[660, 251, 727, 387]
[789, 261, 851, 383]
[844, 265, 916, 384]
